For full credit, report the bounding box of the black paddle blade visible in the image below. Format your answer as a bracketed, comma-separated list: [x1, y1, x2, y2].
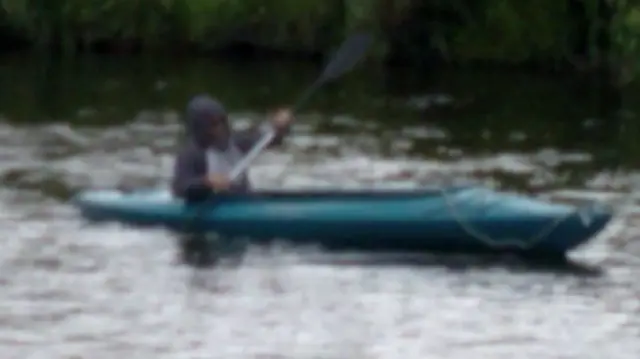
[292, 32, 373, 111]
[319, 32, 373, 83]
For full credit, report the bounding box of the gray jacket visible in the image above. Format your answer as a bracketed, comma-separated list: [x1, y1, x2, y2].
[171, 95, 288, 202]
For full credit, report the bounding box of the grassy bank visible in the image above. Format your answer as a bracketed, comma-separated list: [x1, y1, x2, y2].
[1, 0, 640, 78]
[0, 0, 400, 58]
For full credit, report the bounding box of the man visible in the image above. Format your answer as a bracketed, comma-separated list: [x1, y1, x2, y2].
[171, 94, 293, 201]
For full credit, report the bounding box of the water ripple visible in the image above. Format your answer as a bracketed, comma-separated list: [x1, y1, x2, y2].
[0, 115, 639, 358]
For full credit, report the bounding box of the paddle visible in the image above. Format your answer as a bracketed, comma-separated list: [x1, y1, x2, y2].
[229, 32, 374, 181]
[184, 33, 373, 267]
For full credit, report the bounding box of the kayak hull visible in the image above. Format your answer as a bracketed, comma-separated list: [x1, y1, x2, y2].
[72, 186, 612, 255]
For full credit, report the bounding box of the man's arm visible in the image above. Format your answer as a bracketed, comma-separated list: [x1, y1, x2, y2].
[233, 123, 290, 154]
[233, 109, 293, 153]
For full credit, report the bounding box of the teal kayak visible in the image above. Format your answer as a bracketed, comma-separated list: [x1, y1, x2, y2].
[72, 186, 612, 255]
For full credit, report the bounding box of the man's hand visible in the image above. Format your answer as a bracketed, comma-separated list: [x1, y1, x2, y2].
[206, 173, 231, 191]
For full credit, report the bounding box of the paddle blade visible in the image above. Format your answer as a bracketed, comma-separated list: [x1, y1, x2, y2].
[319, 32, 373, 83]
[234, 32, 373, 178]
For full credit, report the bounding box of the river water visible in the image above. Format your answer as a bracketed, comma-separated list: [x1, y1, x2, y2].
[1, 55, 640, 359]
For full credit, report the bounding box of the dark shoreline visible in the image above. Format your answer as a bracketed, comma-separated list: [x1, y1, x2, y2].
[0, 0, 628, 78]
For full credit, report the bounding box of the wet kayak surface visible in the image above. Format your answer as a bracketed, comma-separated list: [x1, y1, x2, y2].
[1, 56, 640, 359]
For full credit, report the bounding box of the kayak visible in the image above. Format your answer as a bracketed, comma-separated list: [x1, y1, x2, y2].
[72, 186, 612, 255]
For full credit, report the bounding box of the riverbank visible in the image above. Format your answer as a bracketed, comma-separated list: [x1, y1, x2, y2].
[0, 0, 629, 71]
[3, 1, 640, 84]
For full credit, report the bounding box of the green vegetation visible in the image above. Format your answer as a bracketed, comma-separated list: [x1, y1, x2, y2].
[0, 0, 407, 57]
[610, 0, 640, 84]
[1, 0, 640, 81]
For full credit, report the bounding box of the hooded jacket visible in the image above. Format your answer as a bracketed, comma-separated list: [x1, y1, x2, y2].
[171, 94, 288, 201]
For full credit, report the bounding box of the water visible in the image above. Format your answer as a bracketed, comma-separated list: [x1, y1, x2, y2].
[1, 55, 640, 358]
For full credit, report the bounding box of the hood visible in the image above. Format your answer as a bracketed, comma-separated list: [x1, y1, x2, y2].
[184, 94, 229, 147]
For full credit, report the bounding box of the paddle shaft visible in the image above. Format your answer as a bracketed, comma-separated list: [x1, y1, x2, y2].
[229, 125, 276, 180]
[229, 33, 373, 181]
[228, 81, 323, 181]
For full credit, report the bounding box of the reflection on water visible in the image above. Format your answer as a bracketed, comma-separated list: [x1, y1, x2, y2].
[0, 56, 639, 358]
